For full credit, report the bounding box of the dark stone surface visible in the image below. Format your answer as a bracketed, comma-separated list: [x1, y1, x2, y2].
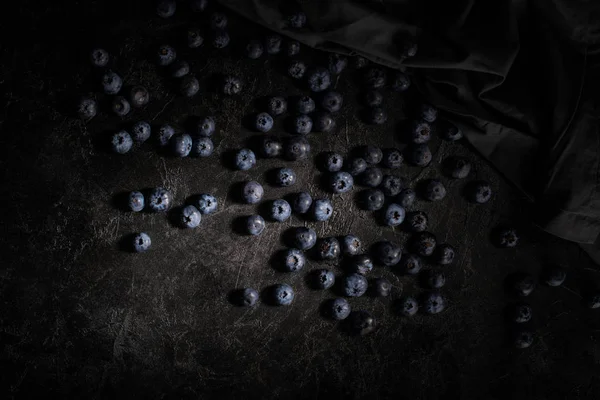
[2, 1, 600, 399]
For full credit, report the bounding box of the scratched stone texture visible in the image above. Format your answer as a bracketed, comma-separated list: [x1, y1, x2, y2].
[2, 1, 600, 399]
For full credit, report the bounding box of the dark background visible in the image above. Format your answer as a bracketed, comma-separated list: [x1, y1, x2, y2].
[2, 1, 600, 399]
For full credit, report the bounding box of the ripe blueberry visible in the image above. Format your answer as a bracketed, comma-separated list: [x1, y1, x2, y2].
[321, 91, 343, 113]
[292, 114, 313, 135]
[111, 130, 133, 154]
[286, 41, 301, 57]
[128, 191, 144, 212]
[292, 192, 312, 214]
[270, 199, 292, 222]
[78, 96, 97, 120]
[421, 104, 437, 123]
[282, 248, 305, 272]
[323, 152, 344, 172]
[440, 121, 463, 141]
[288, 60, 307, 79]
[360, 167, 383, 187]
[133, 232, 151, 252]
[212, 30, 230, 48]
[292, 227, 317, 250]
[347, 310, 376, 335]
[312, 198, 333, 221]
[222, 75, 242, 95]
[255, 112, 274, 132]
[314, 112, 336, 133]
[323, 298, 351, 320]
[372, 240, 402, 266]
[382, 203, 405, 226]
[196, 116, 215, 137]
[371, 277, 392, 297]
[410, 120, 432, 144]
[284, 137, 310, 161]
[90, 48, 109, 67]
[423, 179, 447, 201]
[195, 193, 218, 214]
[102, 71, 122, 94]
[368, 107, 387, 125]
[171, 133, 193, 157]
[210, 12, 228, 29]
[235, 149, 256, 170]
[444, 156, 471, 179]
[328, 54, 347, 75]
[392, 72, 410, 92]
[170, 60, 190, 78]
[267, 96, 287, 116]
[180, 76, 200, 97]
[396, 189, 416, 208]
[242, 181, 263, 204]
[271, 284, 294, 306]
[421, 270, 446, 289]
[156, 0, 176, 18]
[350, 254, 373, 275]
[397, 296, 418, 317]
[187, 29, 204, 48]
[329, 172, 354, 194]
[358, 189, 385, 211]
[341, 235, 362, 256]
[382, 148, 403, 169]
[422, 292, 445, 314]
[246, 215, 265, 236]
[509, 272, 536, 296]
[111, 96, 131, 117]
[191, 137, 214, 157]
[399, 253, 422, 275]
[158, 124, 175, 146]
[313, 269, 335, 289]
[148, 187, 173, 212]
[435, 243, 456, 265]
[180, 205, 201, 228]
[542, 265, 567, 287]
[316, 237, 341, 260]
[345, 157, 367, 176]
[411, 231, 436, 257]
[260, 136, 282, 158]
[274, 167, 296, 187]
[406, 144, 432, 167]
[157, 45, 176, 66]
[341, 273, 368, 297]
[363, 145, 383, 164]
[307, 67, 331, 92]
[237, 288, 259, 307]
[405, 211, 428, 232]
[380, 175, 403, 197]
[467, 180, 492, 204]
[295, 96, 315, 114]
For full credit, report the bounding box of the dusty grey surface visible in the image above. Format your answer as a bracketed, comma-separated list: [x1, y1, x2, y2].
[2, 1, 600, 399]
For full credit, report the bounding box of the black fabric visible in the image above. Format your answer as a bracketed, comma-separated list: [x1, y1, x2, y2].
[220, 0, 600, 247]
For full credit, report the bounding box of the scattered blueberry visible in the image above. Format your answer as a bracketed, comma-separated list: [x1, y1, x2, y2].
[410, 120, 432, 144]
[422, 292, 445, 314]
[350, 254, 373, 275]
[329, 172, 354, 194]
[77, 96, 97, 120]
[191, 137, 214, 157]
[423, 179, 447, 201]
[467, 180, 492, 204]
[234, 149, 256, 170]
[353, 56, 369, 69]
[286, 41, 301, 57]
[180, 75, 200, 97]
[421, 270, 446, 289]
[411, 231, 436, 257]
[420, 104, 438, 123]
[341, 273, 368, 297]
[380, 175, 403, 197]
[292, 114, 313, 135]
[196, 116, 215, 137]
[271, 284, 294, 306]
[391, 72, 411, 92]
[267, 97, 287, 116]
[383, 203, 405, 227]
[435, 244, 456, 265]
[406, 144, 432, 167]
[158, 124, 175, 146]
[444, 156, 471, 179]
[292, 192, 312, 214]
[542, 265, 567, 287]
[363, 146, 383, 165]
[128, 191, 144, 212]
[288, 12, 307, 28]
[328, 54, 348, 75]
[405, 211, 428, 232]
[274, 167, 296, 187]
[133, 232, 151, 252]
[148, 187, 173, 212]
[316, 237, 341, 260]
[360, 167, 383, 187]
[288, 60, 307, 79]
[265, 34, 282, 54]
[397, 296, 418, 317]
[292, 227, 317, 250]
[180, 205, 201, 228]
[402, 41, 418, 58]
[102, 71, 122, 94]
[242, 181, 263, 204]
[245, 39, 264, 59]
[399, 253, 422, 275]
[345, 157, 368, 176]
[496, 227, 519, 248]
[341, 235, 362, 256]
[282, 248, 305, 272]
[284, 136, 310, 161]
[157, 45, 176, 66]
[313, 269, 335, 289]
[129, 87, 149, 108]
[440, 121, 463, 141]
[156, 0, 176, 18]
[260, 136, 282, 158]
[190, 0, 207, 12]
[364, 67, 386, 89]
[195, 193, 218, 214]
[358, 189, 385, 211]
[307, 67, 331, 92]
[314, 112, 336, 133]
[210, 12, 228, 29]
[255, 112, 274, 133]
[170, 60, 190, 78]
[364, 90, 383, 107]
[270, 199, 292, 222]
[368, 108, 388, 125]
[511, 303, 532, 323]
[246, 215, 265, 235]
[396, 189, 416, 208]
[372, 277, 392, 297]
[510, 272, 536, 296]
[187, 29, 204, 48]
[324, 298, 351, 320]
[222, 75, 242, 95]
[90, 48, 109, 67]
[372, 240, 402, 266]
[295, 96, 315, 114]
[111, 130, 133, 154]
[382, 148, 403, 169]
[111, 96, 130, 117]
[321, 91, 343, 113]
[347, 310, 376, 335]
[312, 198, 333, 221]
[513, 330, 534, 349]
[212, 30, 230, 48]
[323, 152, 344, 172]
[171, 133, 193, 157]
[237, 288, 259, 307]
[586, 293, 600, 309]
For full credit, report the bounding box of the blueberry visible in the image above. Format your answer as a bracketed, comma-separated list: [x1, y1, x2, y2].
[111, 130, 133, 154]
[237, 288, 259, 307]
[187, 29, 204, 48]
[368, 107, 387, 125]
[392, 72, 411, 92]
[195, 193, 218, 214]
[406, 144, 432, 167]
[372, 277, 392, 297]
[246, 215, 265, 236]
[444, 156, 471, 179]
[260, 136, 282, 158]
[102, 71, 122, 94]
[496, 227, 519, 248]
[341, 235, 362, 256]
[190, 0, 207, 12]
[364, 90, 383, 107]
[234, 149, 256, 170]
[196, 116, 215, 137]
[170, 60, 190, 78]
[360, 167, 383, 187]
[363, 145, 382, 165]
[271, 284, 294, 306]
[323, 152, 344, 172]
[405, 211, 428, 232]
[133, 232, 151, 252]
[397, 296, 418, 317]
[410, 120, 432, 144]
[328, 54, 348, 75]
[242, 181, 263, 204]
[341, 273, 368, 297]
[77, 96, 97, 120]
[321, 91, 343, 113]
[180, 205, 201, 228]
[292, 191, 312, 214]
[350, 254, 373, 275]
[157, 124, 175, 146]
[288, 60, 307, 79]
[288, 12, 307, 28]
[347, 310, 376, 335]
[312, 198, 333, 221]
[265, 35, 282, 54]
[156, 0, 176, 18]
[440, 121, 463, 141]
[191, 137, 214, 157]
[380, 175, 403, 197]
[307, 67, 331, 92]
[421, 270, 446, 289]
[324, 298, 351, 320]
[128, 191, 144, 212]
[411, 231, 436, 257]
[284, 136, 310, 161]
[383, 203, 405, 226]
[345, 157, 368, 176]
[313, 269, 335, 289]
[267, 96, 287, 116]
[212, 30, 230, 48]
[329, 172, 354, 194]
[148, 187, 173, 212]
[171, 133, 193, 157]
[292, 114, 313, 135]
[358, 189, 385, 211]
[223, 75, 242, 95]
[245, 39, 263, 59]
[509, 272, 536, 296]
[157, 45, 176, 66]
[586, 293, 600, 309]
[353, 56, 369, 69]
[399, 253, 422, 275]
[372, 240, 402, 266]
[90, 48, 109, 67]
[435, 244, 456, 265]
[402, 41, 418, 58]
[270, 199, 292, 222]
[210, 12, 227, 29]
[513, 330, 534, 349]
[180, 75, 200, 97]
[422, 292, 445, 314]
[111, 96, 130, 117]
[292, 227, 317, 250]
[274, 167, 296, 187]
[467, 180, 492, 204]
[282, 248, 305, 272]
[255, 112, 274, 132]
[295, 96, 315, 114]
[314, 112, 336, 133]
[420, 104, 438, 123]
[397, 189, 416, 208]
[364, 67, 386, 89]
[423, 179, 447, 201]
[286, 41, 301, 57]
[382, 148, 403, 169]
[542, 265, 567, 287]
[316, 237, 341, 260]
[510, 303, 532, 323]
